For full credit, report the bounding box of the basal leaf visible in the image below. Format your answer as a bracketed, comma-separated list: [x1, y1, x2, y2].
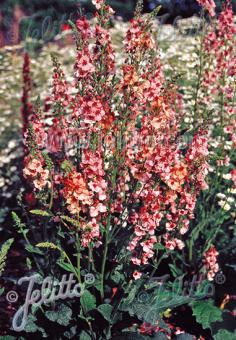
[191, 300, 223, 330]
[24, 314, 47, 337]
[213, 329, 236, 340]
[175, 333, 194, 340]
[81, 290, 96, 314]
[79, 331, 92, 340]
[97, 304, 113, 322]
[45, 304, 72, 326]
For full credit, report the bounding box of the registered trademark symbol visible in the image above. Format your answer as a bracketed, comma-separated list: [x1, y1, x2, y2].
[215, 272, 226, 285]
[84, 273, 95, 284]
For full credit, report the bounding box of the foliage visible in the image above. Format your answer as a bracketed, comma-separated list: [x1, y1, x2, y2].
[0, 238, 13, 276]
[191, 300, 223, 330]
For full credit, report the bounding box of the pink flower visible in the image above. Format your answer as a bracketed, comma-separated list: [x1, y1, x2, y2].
[47, 117, 68, 153]
[231, 169, 236, 187]
[131, 257, 141, 265]
[164, 236, 185, 251]
[90, 203, 107, 217]
[133, 271, 142, 280]
[203, 246, 219, 281]
[139, 322, 159, 335]
[23, 157, 51, 190]
[76, 17, 92, 41]
[92, 0, 104, 10]
[81, 218, 100, 247]
[62, 170, 92, 215]
[74, 48, 95, 79]
[196, 0, 216, 17]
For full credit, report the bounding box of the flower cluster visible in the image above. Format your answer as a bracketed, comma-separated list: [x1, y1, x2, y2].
[17, 1, 236, 338]
[23, 157, 50, 190]
[203, 245, 219, 281]
[202, 2, 236, 120]
[22, 1, 209, 281]
[62, 170, 92, 215]
[125, 18, 153, 53]
[196, 0, 216, 17]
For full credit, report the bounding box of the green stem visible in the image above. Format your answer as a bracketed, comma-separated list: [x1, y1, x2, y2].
[100, 230, 109, 301]
[76, 234, 82, 283]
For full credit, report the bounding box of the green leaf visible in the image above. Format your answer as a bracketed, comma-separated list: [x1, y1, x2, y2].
[24, 314, 47, 337]
[57, 260, 75, 273]
[191, 300, 223, 330]
[111, 271, 122, 284]
[64, 326, 77, 339]
[25, 244, 43, 255]
[175, 334, 194, 340]
[153, 243, 166, 251]
[113, 333, 145, 340]
[168, 264, 182, 278]
[81, 290, 96, 314]
[30, 210, 51, 217]
[0, 336, 16, 340]
[26, 257, 32, 270]
[125, 284, 140, 305]
[45, 304, 72, 326]
[11, 212, 29, 237]
[151, 334, 168, 340]
[24, 314, 39, 333]
[0, 287, 4, 296]
[0, 238, 14, 276]
[79, 331, 92, 340]
[97, 304, 113, 322]
[213, 329, 236, 340]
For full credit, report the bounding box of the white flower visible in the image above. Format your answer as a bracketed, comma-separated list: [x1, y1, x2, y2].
[216, 193, 226, 199]
[223, 173, 232, 180]
[218, 200, 231, 211]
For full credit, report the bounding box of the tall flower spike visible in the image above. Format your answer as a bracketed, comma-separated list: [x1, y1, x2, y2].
[196, 0, 216, 17]
[51, 54, 71, 110]
[21, 53, 32, 134]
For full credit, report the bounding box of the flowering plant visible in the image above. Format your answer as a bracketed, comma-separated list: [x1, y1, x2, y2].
[9, 0, 236, 339]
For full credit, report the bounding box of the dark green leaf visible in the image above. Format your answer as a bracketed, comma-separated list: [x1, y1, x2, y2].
[24, 314, 47, 337]
[81, 290, 96, 314]
[113, 332, 145, 340]
[191, 300, 223, 330]
[175, 334, 194, 340]
[213, 329, 236, 340]
[45, 304, 72, 326]
[79, 331, 92, 340]
[97, 304, 113, 322]
[57, 260, 75, 273]
[25, 244, 43, 255]
[64, 326, 77, 339]
[111, 271, 122, 284]
[151, 333, 168, 340]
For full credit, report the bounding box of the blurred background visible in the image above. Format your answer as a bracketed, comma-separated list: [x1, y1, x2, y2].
[0, 0, 236, 47]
